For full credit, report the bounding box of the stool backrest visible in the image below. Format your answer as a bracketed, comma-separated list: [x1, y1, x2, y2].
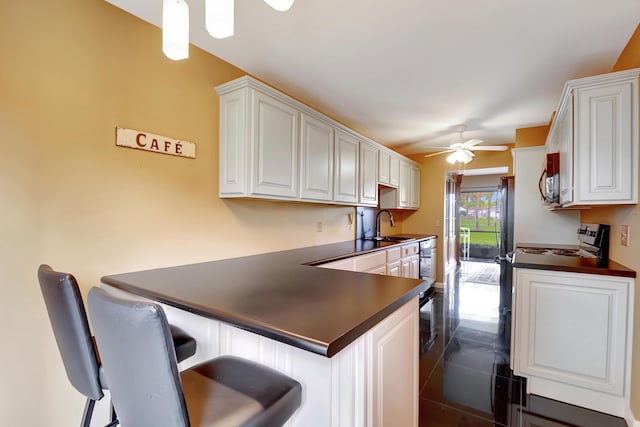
[38, 265, 103, 401]
[87, 287, 189, 427]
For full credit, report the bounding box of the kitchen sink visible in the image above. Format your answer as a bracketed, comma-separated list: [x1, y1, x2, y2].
[364, 236, 416, 242]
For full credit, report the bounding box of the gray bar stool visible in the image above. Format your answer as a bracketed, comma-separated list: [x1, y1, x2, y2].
[38, 265, 197, 427]
[88, 287, 302, 427]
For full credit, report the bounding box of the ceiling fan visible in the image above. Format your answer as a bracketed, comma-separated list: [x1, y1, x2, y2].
[424, 126, 508, 164]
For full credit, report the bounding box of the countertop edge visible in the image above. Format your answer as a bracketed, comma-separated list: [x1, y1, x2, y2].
[101, 235, 435, 358]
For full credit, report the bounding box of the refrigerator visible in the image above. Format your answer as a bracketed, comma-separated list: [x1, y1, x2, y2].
[498, 175, 514, 325]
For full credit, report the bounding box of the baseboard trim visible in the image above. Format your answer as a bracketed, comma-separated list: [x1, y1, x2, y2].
[626, 405, 639, 427]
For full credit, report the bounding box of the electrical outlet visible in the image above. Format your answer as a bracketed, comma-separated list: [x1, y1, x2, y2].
[316, 221, 323, 232]
[621, 225, 629, 246]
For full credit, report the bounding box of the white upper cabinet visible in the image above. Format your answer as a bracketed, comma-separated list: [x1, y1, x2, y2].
[546, 68, 639, 206]
[300, 114, 334, 201]
[219, 88, 248, 196]
[378, 150, 400, 188]
[359, 140, 378, 206]
[409, 163, 420, 209]
[380, 160, 420, 209]
[378, 149, 390, 185]
[251, 90, 299, 198]
[216, 76, 418, 206]
[334, 129, 359, 204]
[389, 154, 400, 187]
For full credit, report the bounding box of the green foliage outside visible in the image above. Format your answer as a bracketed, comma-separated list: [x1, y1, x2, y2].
[459, 190, 501, 246]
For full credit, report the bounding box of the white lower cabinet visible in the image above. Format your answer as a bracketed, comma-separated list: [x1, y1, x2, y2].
[512, 268, 634, 417]
[386, 247, 401, 277]
[366, 298, 419, 427]
[400, 243, 420, 279]
[105, 285, 418, 427]
[354, 251, 387, 275]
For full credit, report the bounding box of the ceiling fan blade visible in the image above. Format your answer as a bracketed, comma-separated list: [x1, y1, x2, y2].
[470, 145, 509, 151]
[424, 150, 453, 158]
[462, 139, 483, 148]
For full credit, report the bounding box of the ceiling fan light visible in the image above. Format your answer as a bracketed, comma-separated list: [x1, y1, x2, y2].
[162, 0, 189, 61]
[206, 0, 234, 39]
[264, 0, 295, 11]
[446, 150, 473, 164]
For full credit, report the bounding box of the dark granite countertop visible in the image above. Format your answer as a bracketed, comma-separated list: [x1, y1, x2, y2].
[512, 252, 636, 278]
[101, 235, 436, 358]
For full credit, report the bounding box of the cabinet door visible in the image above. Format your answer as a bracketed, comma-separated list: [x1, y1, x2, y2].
[387, 261, 400, 277]
[389, 155, 400, 187]
[574, 81, 636, 204]
[409, 255, 419, 279]
[554, 94, 574, 205]
[514, 269, 629, 395]
[318, 257, 354, 271]
[368, 300, 419, 427]
[398, 161, 411, 208]
[219, 89, 248, 196]
[400, 258, 411, 278]
[250, 90, 299, 198]
[366, 265, 387, 275]
[300, 114, 334, 201]
[409, 165, 420, 208]
[378, 150, 390, 185]
[334, 130, 359, 203]
[359, 141, 378, 206]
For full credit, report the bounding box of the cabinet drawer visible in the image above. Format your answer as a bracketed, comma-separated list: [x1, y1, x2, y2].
[401, 243, 419, 258]
[386, 247, 401, 262]
[354, 251, 387, 272]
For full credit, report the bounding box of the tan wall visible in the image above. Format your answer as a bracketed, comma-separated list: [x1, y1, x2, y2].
[402, 150, 513, 283]
[613, 24, 640, 72]
[0, 0, 355, 424]
[514, 125, 549, 148]
[581, 22, 640, 419]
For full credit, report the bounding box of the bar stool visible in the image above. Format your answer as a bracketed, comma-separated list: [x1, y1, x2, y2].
[38, 265, 197, 427]
[88, 287, 302, 427]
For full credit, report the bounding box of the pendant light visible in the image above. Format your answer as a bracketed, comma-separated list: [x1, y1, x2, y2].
[264, 0, 295, 12]
[162, 0, 189, 61]
[206, 0, 234, 39]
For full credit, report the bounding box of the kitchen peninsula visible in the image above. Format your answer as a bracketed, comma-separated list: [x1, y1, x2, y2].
[101, 236, 433, 427]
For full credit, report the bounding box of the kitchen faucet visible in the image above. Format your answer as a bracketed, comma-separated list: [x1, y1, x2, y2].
[376, 209, 395, 237]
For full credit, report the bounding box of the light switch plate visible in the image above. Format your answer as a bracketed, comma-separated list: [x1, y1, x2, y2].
[621, 225, 629, 246]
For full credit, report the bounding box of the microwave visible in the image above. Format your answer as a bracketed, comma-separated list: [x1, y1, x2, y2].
[539, 152, 560, 204]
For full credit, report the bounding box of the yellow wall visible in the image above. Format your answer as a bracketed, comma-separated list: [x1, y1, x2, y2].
[0, 0, 355, 424]
[402, 150, 513, 283]
[613, 24, 640, 72]
[580, 22, 640, 418]
[515, 125, 549, 148]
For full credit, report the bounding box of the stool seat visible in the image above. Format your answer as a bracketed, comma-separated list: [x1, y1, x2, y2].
[88, 287, 302, 427]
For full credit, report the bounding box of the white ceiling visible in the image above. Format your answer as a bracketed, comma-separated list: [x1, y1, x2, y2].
[105, 0, 640, 154]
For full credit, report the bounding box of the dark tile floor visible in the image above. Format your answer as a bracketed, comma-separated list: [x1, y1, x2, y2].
[418, 261, 627, 427]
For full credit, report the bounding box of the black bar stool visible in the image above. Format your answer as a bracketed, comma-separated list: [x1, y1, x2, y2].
[38, 265, 197, 427]
[88, 287, 302, 427]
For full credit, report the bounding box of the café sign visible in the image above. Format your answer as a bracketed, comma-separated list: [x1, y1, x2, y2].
[116, 127, 195, 159]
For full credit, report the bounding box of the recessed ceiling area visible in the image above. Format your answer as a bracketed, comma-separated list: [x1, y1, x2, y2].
[105, 0, 640, 154]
